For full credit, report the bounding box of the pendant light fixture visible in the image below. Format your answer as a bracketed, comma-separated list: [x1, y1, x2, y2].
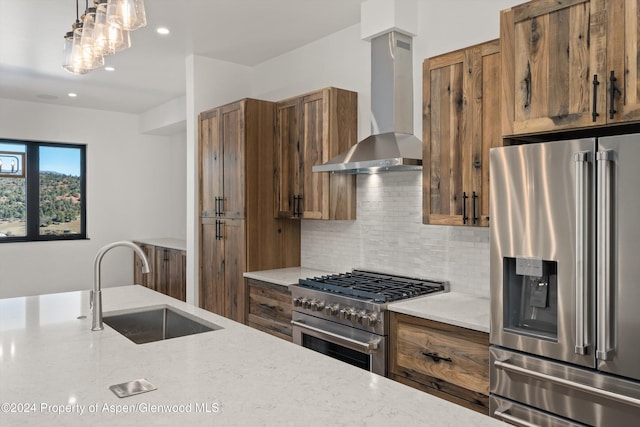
[62, 0, 146, 75]
[106, 0, 147, 31]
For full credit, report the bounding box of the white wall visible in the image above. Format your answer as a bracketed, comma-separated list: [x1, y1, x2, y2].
[0, 98, 186, 298]
[248, 0, 521, 295]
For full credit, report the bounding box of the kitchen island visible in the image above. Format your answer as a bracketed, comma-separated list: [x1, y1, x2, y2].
[0, 286, 503, 426]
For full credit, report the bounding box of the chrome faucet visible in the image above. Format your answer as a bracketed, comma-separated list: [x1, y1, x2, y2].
[91, 241, 151, 331]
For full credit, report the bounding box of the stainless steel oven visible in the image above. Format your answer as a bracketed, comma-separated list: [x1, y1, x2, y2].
[290, 270, 447, 377]
[292, 311, 387, 376]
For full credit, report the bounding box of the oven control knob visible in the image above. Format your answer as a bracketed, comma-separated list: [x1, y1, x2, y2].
[362, 312, 379, 326]
[340, 308, 355, 320]
[293, 297, 304, 307]
[310, 300, 325, 311]
[324, 303, 340, 316]
[301, 298, 312, 309]
[355, 310, 366, 323]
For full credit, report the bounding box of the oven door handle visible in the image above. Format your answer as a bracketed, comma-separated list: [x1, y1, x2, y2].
[492, 409, 540, 427]
[291, 320, 381, 352]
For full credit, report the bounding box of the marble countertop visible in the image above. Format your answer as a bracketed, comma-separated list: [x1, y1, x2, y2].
[243, 267, 333, 287]
[0, 286, 503, 426]
[133, 238, 186, 251]
[245, 268, 490, 333]
[388, 292, 490, 333]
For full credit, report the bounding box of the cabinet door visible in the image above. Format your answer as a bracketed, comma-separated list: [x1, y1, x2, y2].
[154, 248, 168, 295]
[133, 242, 155, 289]
[424, 51, 466, 226]
[221, 219, 246, 322]
[607, 0, 640, 123]
[300, 90, 329, 220]
[245, 278, 292, 341]
[424, 41, 501, 227]
[219, 103, 245, 219]
[501, 0, 606, 135]
[199, 110, 223, 218]
[167, 248, 186, 302]
[275, 98, 302, 218]
[200, 218, 225, 315]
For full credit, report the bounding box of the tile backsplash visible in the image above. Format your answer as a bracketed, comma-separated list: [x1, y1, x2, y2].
[301, 171, 490, 297]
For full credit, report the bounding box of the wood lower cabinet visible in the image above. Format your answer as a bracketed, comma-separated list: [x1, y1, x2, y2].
[423, 39, 501, 227]
[198, 98, 300, 322]
[389, 312, 490, 414]
[133, 241, 186, 301]
[274, 87, 357, 220]
[245, 278, 292, 341]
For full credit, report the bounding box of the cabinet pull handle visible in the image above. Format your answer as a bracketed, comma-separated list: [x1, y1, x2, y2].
[524, 61, 531, 109]
[214, 196, 220, 216]
[609, 70, 617, 119]
[297, 194, 303, 217]
[462, 192, 468, 224]
[472, 191, 478, 225]
[422, 351, 452, 363]
[293, 194, 302, 217]
[592, 74, 600, 122]
[215, 220, 223, 240]
[218, 196, 224, 217]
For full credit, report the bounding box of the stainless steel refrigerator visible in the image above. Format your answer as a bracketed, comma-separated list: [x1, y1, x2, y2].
[489, 135, 640, 426]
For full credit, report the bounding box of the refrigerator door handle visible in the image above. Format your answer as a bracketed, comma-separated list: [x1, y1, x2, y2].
[574, 152, 590, 355]
[596, 150, 613, 361]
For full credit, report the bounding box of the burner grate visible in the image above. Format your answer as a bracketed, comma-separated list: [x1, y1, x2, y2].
[298, 270, 445, 303]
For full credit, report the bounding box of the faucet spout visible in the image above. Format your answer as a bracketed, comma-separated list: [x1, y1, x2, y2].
[91, 241, 151, 331]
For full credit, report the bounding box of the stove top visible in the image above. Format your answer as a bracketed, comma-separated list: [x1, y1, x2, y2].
[298, 269, 447, 303]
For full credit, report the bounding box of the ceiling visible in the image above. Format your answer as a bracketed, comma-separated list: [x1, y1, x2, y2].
[0, 0, 365, 114]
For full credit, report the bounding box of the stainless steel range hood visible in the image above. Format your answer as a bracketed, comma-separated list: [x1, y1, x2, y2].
[313, 31, 422, 174]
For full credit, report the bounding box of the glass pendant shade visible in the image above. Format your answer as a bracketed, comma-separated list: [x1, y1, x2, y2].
[62, 30, 89, 75]
[79, 9, 105, 70]
[107, 0, 147, 31]
[93, 2, 130, 55]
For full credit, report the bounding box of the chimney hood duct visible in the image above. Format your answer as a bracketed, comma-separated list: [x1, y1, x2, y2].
[313, 31, 422, 174]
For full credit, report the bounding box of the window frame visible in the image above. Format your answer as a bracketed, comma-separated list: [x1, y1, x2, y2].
[0, 138, 87, 243]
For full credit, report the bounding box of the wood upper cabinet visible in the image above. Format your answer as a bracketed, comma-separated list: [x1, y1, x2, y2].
[389, 312, 490, 414]
[199, 102, 245, 219]
[423, 40, 501, 227]
[198, 98, 301, 323]
[274, 87, 358, 220]
[501, 0, 640, 135]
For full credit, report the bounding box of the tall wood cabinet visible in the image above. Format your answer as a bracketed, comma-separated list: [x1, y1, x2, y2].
[501, 0, 640, 136]
[423, 39, 501, 227]
[274, 87, 358, 220]
[198, 98, 300, 322]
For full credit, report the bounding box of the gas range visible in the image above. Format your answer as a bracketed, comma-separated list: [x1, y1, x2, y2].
[292, 269, 448, 334]
[290, 270, 448, 376]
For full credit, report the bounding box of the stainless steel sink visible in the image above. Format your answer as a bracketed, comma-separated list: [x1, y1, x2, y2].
[103, 305, 222, 344]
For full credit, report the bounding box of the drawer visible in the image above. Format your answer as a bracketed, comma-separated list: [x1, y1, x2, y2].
[390, 312, 489, 409]
[246, 278, 292, 341]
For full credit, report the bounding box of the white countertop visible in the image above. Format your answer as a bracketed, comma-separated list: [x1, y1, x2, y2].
[388, 292, 490, 333]
[133, 238, 186, 251]
[0, 286, 502, 426]
[243, 267, 333, 287]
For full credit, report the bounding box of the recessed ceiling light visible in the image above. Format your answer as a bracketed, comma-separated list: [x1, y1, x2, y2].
[105, 66, 115, 71]
[68, 93, 78, 98]
[156, 27, 170, 35]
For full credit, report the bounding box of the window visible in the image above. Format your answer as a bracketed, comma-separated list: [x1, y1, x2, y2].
[0, 139, 86, 242]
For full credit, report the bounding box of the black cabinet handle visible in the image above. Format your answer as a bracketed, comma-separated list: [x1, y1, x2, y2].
[292, 194, 303, 217]
[214, 196, 220, 216]
[215, 220, 222, 240]
[422, 351, 452, 363]
[297, 194, 302, 217]
[609, 70, 617, 119]
[462, 192, 469, 224]
[592, 74, 600, 122]
[472, 191, 478, 225]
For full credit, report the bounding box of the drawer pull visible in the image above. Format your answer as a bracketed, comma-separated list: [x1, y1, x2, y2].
[422, 351, 452, 363]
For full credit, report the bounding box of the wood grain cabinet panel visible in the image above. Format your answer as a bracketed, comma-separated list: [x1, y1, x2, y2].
[133, 242, 186, 301]
[245, 278, 292, 341]
[274, 87, 357, 221]
[500, 0, 640, 135]
[423, 40, 501, 227]
[198, 99, 301, 323]
[389, 312, 490, 414]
